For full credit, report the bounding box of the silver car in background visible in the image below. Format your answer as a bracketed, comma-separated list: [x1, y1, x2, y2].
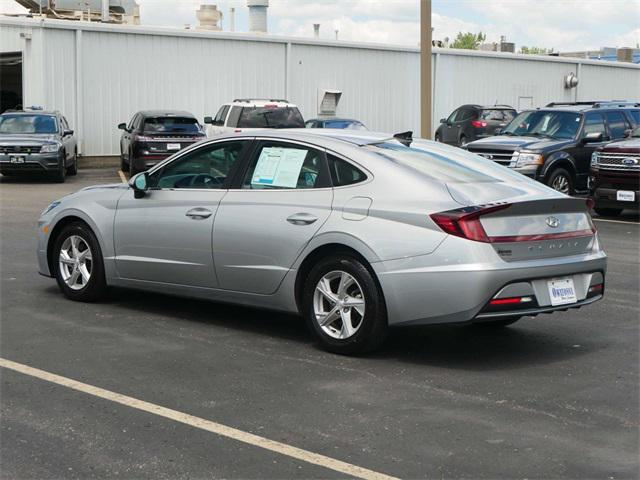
[36, 130, 606, 354]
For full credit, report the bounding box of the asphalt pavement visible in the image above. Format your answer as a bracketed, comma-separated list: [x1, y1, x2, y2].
[1, 169, 638, 479]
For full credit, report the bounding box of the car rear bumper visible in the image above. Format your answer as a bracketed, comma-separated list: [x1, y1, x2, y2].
[0, 153, 61, 172]
[373, 235, 607, 326]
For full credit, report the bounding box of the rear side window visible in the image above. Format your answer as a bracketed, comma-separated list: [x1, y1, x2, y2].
[143, 117, 200, 134]
[327, 154, 367, 186]
[237, 107, 304, 128]
[605, 111, 629, 139]
[582, 113, 606, 137]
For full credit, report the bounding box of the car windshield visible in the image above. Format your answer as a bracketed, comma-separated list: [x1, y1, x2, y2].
[501, 110, 581, 139]
[323, 120, 367, 130]
[143, 116, 201, 134]
[480, 109, 516, 122]
[237, 107, 304, 128]
[0, 114, 58, 134]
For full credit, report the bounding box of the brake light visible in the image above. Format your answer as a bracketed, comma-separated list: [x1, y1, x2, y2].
[264, 104, 277, 108]
[234, 129, 242, 133]
[586, 198, 595, 210]
[430, 204, 511, 243]
[489, 296, 533, 305]
[471, 120, 488, 128]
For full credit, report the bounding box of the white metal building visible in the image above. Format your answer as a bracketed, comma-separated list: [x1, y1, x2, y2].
[1, 16, 639, 157]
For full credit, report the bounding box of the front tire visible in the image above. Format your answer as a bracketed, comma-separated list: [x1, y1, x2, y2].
[52, 222, 107, 302]
[434, 133, 441, 142]
[52, 151, 66, 183]
[67, 148, 78, 176]
[547, 168, 574, 195]
[302, 254, 388, 355]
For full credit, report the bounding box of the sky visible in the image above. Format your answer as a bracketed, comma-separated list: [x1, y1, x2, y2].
[1, 0, 639, 51]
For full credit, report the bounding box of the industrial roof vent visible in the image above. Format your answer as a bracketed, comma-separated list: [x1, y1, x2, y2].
[247, 0, 268, 33]
[318, 89, 342, 117]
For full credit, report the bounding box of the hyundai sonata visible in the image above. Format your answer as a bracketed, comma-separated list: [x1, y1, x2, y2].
[37, 130, 606, 354]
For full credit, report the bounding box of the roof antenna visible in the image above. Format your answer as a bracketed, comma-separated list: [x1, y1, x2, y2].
[393, 131, 413, 147]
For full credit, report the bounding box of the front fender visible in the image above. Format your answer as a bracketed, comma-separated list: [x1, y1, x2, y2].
[541, 151, 576, 178]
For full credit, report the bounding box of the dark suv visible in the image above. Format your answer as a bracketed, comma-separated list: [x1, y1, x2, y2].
[435, 105, 517, 146]
[589, 127, 640, 216]
[119, 111, 206, 175]
[466, 102, 640, 195]
[0, 109, 77, 182]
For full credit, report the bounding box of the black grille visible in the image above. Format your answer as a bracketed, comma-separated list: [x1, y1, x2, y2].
[466, 147, 515, 166]
[0, 145, 41, 154]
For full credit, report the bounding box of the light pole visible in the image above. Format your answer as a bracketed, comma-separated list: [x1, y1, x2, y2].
[420, 0, 432, 139]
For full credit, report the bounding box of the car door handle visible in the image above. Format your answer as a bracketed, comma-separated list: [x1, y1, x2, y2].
[185, 208, 212, 219]
[287, 213, 318, 225]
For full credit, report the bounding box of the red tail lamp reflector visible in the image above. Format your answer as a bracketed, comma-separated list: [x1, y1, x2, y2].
[588, 284, 603, 294]
[471, 120, 488, 128]
[489, 296, 533, 306]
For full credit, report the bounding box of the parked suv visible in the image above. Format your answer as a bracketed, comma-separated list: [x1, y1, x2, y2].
[204, 99, 304, 136]
[466, 102, 640, 195]
[119, 110, 206, 176]
[0, 109, 77, 182]
[590, 127, 640, 216]
[435, 105, 517, 146]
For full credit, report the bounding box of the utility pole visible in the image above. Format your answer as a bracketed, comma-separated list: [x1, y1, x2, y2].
[420, 0, 432, 139]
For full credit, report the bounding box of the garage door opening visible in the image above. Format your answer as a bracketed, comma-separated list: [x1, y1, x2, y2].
[1, 52, 23, 113]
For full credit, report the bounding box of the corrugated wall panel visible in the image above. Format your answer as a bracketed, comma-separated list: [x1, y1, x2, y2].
[579, 63, 640, 101]
[81, 31, 285, 155]
[289, 43, 419, 134]
[42, 29, 76, 127]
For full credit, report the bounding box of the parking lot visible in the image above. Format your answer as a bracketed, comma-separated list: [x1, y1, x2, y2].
[0, 167, 638, 479]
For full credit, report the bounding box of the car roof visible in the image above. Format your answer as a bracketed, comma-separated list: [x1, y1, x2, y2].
[0, 110, 59, 116]
[225, 99, 298, 108]
[138, 110, 196, 118]
[307, 118, 363, 123]
[459, 104, 515, 110]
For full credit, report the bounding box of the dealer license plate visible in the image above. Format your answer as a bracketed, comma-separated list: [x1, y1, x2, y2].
[616, 190, 635, 202]
[10, 155, 25, 164]
[547, 277, 577, 306]
[166, 143, 181, 151]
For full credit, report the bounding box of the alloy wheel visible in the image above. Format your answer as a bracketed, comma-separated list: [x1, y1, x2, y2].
[551, 174, 570, 194]
[59, 235, 92, 290]
[313, 270, 365, 339]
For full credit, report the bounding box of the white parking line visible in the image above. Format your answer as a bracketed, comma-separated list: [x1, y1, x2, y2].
[593, 218, 639, 225]
[0, 357, 398, 480]
[117, 170, 127, 184]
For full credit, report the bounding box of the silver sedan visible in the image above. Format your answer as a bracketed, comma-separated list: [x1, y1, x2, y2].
[37, 130, 606, 354]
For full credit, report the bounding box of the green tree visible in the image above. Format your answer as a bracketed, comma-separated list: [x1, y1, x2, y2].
[450, 32, 487, 50]
[520, 46, 554, 55]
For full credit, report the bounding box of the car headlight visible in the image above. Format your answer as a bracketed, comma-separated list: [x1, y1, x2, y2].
[40, 143, 60, 153]
[41, 200, 61, 216]
[515, 152, 544, 168]
[591, 152, 600, 169]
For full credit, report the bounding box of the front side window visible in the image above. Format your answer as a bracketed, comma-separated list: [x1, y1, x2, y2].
[237, 107, 305, 129]
[242, 142, 330, 189]
[0, 114, 58, 134]
[582, 113, 606, 137]
[502, 110, 581, 139]
[143, 116, 201, 134]
[605, 111, 628, 139]
[127, 114, 139, 131]
[152, 141, 248, 189]
[214, 105, 229, 125]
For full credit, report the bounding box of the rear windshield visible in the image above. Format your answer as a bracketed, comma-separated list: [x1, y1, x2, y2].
[143, 117, 200, 134]
[0, 114, 58, 134]
[366, 142, 502, 183]
[237, 107, 304, 128]
[480, 109, 516, 122]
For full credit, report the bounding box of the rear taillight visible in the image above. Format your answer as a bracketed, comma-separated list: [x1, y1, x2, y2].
[586, 198, 595, 210]
[430, 204, 511, 243]
[471, 120, 488, 128]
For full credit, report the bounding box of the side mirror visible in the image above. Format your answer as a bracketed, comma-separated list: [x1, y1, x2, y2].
[440, 118, 447, 124]
[63, 129, 74, 136]
[582, 132, 603, 144]
[118, 122, 127, 130]
[624, 129, 632, 138]
[129, 172, 149, 199]
[204, 116, 213, 125]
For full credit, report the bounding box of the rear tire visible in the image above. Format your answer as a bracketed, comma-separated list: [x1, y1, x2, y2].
[52, 222, 107, 302]
[547, 168, 574, 195]
[594, 207, 623, 217]
[459, 135, 467, 147]
[435, 133, 441, 142]
[302, 254, 388, 355]
[473, 317, 521, 328]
